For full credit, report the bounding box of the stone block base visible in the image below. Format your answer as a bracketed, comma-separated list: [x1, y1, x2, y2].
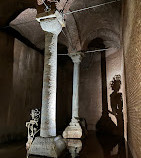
[28, 135, 66, 157]
[67, 139, 82, 157]
[67, 139, 82, 148]
[63, 125, 82, 138]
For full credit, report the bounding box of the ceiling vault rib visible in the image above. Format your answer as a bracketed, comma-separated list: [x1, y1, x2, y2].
[65, 24, 76, 51]
[69, 8, 82, 50]
[62, 0, 69, 12]
[62, 29, 74, 50]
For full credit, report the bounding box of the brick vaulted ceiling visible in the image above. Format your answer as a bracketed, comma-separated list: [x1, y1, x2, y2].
[0, 0, 121, 52]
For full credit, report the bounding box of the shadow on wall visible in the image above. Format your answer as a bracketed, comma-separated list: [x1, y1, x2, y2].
[109, 75, 124, 136]
[94, 38, 124, 137]
[96, 74, 124, 137]
[96, 74, 125, 157]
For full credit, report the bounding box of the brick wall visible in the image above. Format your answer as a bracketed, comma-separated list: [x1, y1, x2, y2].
[123, 0, 141, 157]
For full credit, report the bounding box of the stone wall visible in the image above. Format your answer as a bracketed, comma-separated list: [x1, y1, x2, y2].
[0, 31, 14, 143]
[0, 38, 43, 143]
[79, 49, 127, 138]
[123, 0, 141, 157]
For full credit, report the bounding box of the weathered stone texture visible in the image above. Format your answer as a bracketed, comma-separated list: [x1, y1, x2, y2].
[40, 32, 57, 137]
[63, 124, 82, 138]
[28, 136, 66, 157]
[123, 0, 141, 157]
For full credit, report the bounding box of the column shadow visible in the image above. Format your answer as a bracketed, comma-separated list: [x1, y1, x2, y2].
[109, 75, 124, 136]
[96, 71, 124, 136]
[96, 74, 125, 157]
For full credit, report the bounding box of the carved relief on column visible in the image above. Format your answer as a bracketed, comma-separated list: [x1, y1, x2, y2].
[35, 10, 65, 138]
[40, 19, 62, 137]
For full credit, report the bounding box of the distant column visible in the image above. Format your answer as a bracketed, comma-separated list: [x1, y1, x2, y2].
[71, 53, 82, 123]
[63, 52, 83, 138]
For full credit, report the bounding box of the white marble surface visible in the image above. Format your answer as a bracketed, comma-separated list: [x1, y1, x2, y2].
[28, 136, 66, 157]
[63, 53, 83, 139]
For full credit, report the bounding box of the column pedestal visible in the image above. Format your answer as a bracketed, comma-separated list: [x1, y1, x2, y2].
[63, 118, 82, 139]
[28, 136, 66, 157]
[63, 52, 83, 139]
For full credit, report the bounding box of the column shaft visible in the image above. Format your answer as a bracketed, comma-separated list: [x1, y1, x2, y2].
[72, 62, 80, 118]
[40, 32, 58, 137]
[28, 11, 66, 157]
[63, 52, 83, 138]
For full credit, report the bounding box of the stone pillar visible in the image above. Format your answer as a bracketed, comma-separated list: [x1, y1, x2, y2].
[63, 52, 83, 138]
[70, 53, 82, 122]
[28, 11, 66, 157]
[40, 31, 58, 138]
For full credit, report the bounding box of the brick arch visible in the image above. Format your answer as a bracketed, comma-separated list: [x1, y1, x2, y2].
[82, 28, 120, 51]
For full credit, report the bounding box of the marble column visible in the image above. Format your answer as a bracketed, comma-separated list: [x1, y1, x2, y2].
[28, 11, 66, 157]
[63, 52, 83, 138]
[40, 31, 59, 138]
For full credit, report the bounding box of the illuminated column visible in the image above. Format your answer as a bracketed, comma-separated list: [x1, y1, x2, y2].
[40, 24, 61, 138]
[28, 11, 66, 157]
[63, 52, 83, 138]
[70, 52, 82, 123]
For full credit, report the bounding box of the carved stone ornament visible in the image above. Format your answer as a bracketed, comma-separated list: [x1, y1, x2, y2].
[26, 109, 40, 150]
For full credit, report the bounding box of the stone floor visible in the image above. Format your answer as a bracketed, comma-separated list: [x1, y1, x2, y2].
[0, 131, 133, 158]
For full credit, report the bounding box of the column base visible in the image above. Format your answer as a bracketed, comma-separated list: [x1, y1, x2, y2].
[63, 119, 82, 138]
[27, 135, 66, 157]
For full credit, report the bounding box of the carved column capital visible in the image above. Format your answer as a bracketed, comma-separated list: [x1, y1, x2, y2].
[69, 52, 84, 64]
[36, 11, 65, 35]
